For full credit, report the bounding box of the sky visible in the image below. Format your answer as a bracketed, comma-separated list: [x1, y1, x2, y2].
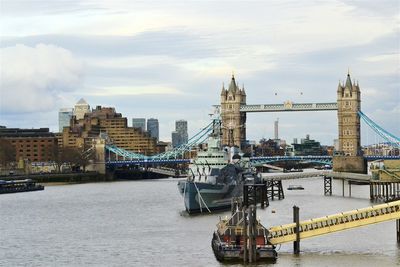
[0, 0, 399, 145]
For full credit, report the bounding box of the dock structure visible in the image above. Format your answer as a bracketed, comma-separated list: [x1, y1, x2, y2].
[267, 200, 400, 247]
[323, 171, 400, 201]
[265, 179, 284, 201]
[322, 171, 371, 197]
[243, 184, 269, 208]
[261, 170, 400, 202]
[261, 171, 325, 181]
[370, 181, 400, 202]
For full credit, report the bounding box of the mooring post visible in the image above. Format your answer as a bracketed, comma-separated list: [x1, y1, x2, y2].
[261, 185, 265, 209]
[293, 205, 300, 254]
[243, 208, 248, 263]
[369, 182, 373, 201]
[342, 179, 345, 197]
[397, 219, 400, 243]
[248, 205, 255, 263]
[349, 181, 352, 197]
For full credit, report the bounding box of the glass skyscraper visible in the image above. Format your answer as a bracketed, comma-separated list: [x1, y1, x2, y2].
[132, 118, 146, 132]
[58, 108, 73, 132]
[147, 118, 159, 141]
[172, 120, 188, 147]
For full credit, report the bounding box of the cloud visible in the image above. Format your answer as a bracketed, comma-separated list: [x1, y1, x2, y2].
[0, 1, 398, 145]
[0, 32, 219, 59]
[86, 85, 182, 96]
[0, 44, 84, 114]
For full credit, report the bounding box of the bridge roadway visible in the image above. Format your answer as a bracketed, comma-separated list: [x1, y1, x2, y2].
[105, 156, 400, 166]
[267, 200, 400, 245]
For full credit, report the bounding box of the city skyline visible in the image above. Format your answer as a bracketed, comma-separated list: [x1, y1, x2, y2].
[0, 1, 399, 144]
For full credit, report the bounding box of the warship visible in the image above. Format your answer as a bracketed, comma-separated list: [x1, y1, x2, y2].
[177, 119, 255, 214]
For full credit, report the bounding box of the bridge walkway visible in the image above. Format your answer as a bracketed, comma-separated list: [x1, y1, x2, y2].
[147, 167, 177, 177]
[261, 171, 325, 181]
[268, 200, 400, 245]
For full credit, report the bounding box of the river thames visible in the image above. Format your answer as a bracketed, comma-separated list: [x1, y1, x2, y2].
[1, 177, 399, 266]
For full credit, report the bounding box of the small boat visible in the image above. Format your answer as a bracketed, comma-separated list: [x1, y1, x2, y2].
[211, 207, 277, 262]
[287, 185, 304, 190]
[0, 179, 44, 194]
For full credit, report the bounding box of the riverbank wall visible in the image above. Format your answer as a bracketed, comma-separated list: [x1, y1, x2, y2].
[0, 172, 112, 183]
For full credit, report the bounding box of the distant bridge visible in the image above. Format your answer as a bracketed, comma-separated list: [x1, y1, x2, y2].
[105, 155, 400, 167]
[101, 106, 399, 169]
[251, 156, 333, 166]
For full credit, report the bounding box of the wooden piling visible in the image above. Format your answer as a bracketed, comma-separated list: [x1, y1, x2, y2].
[342, 179, 345, 197]
[243, 208, 248, 263]
[349, 181, 352, 197]
[261, 185, 265, 208]
[370, 182, 373, 201]
[293, 205, 300, 254]
[397, 219, 400, 243]
[248, 205, 257, 263]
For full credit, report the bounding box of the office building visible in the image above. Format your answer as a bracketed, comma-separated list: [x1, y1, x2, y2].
[132, 118, 146, 132]
[62, 106, 157, 155]
[292, 135, 324, 156]
[172, 120, 188, 148]
[147, 118, 159, 141]
[58, 108, 73, 132]
[73, 98, 90, 120]
[0, 127, 57, 162]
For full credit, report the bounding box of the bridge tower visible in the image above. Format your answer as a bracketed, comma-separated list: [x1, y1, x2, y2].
[220, 75, 247, 148]
[334, 72, 366, 173]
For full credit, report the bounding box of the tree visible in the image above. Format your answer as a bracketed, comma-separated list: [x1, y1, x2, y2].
[0, 139, 15, 167]
[75, 146, 95, 172]
[62, 147, 81, 171]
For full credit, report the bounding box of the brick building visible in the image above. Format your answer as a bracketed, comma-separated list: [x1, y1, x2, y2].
[0, 128, 57, 162]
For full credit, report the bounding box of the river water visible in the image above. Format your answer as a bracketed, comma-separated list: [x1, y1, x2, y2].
[1, 177, 399, 266]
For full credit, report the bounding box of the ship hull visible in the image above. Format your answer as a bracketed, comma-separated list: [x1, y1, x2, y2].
[179, 180, 242, 214]
[211, 233, 277, 262]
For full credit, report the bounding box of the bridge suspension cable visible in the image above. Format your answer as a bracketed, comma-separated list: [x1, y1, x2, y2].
[105, 119, 217, 161]
[358, 111, 400, 148]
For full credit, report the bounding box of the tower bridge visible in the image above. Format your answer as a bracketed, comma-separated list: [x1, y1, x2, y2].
[97, 72, 399, 176]
[219, 72, 399, 173]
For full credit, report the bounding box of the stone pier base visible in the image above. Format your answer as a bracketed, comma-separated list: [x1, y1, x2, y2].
[333, 156, 367, 174]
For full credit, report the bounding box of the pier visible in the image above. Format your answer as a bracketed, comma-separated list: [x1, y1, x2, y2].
[268, 201, 400, 248]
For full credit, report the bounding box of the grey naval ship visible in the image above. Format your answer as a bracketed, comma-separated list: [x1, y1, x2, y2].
[177, 120, 255, 214]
